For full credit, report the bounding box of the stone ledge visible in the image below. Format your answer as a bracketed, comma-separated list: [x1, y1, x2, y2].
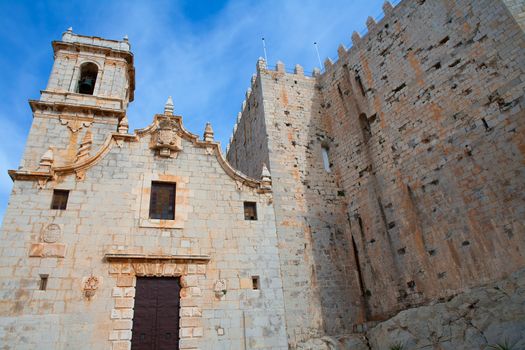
[104, 252, 211, 264]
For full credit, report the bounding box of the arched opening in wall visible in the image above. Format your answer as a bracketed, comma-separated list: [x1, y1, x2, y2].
[359, 113, 372, 143]
[321, 143, 331, 172]
[77, 62, 98, 95]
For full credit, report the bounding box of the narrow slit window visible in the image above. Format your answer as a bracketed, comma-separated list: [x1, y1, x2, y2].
[355, 74, 366, 96]
[252, 276, 260, 290]
[322, 146, 331, 172]
[149, 182, 176, 220]
[51, 190, 69, 210]
[39, 275, 48, 291]
[359, 113, 372, 142]
[244, 202, 257, 220]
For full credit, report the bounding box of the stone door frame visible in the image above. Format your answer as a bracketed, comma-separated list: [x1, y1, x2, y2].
[105, 253, 210, 350]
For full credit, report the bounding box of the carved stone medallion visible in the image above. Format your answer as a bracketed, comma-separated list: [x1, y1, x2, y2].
[42, 223, 61, 243]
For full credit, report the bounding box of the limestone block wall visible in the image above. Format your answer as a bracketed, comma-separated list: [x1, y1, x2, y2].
[503, 0, 525, 31]
[0, 117, 288, 349]
[20, 112, 118, 170]
[229, 61, 365, 345]
[226, 72, 270, 179]
[318, 0, 525, 320]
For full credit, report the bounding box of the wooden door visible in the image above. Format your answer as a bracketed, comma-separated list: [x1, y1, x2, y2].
[131, 277, 181, 350]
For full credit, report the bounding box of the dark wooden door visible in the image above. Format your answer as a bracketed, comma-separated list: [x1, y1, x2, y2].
[131, 277, 180, 350]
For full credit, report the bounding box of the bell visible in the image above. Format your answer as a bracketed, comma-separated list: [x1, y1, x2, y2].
[78, 77, 95, 94]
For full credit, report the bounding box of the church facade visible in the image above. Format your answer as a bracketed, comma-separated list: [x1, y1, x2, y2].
[0, 0, 524, 349]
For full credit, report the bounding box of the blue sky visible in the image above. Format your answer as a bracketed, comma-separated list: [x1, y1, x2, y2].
[0, 0, 391, 220]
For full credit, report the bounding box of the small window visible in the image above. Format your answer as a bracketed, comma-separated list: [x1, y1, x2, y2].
[355, 74, 366, 96]
[51, 190, 69, 210]
[77, 62, 98, 95]
[39, 275, 48, 291]
[252, 276, 260, 290]
[321, 146, 331, 172]
[244, 202, 257, 220]
[359, 113, 372, 142]
[149, 182, 176, 220]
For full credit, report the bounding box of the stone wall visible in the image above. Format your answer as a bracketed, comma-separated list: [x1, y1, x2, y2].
[226, 72, 270, 179]
[228, 61, 366, 346]
[320, 0, 525, 320]
[20, 113, 118, 170]
[0, 114, 288, 349]
[228, 0, 525, 344]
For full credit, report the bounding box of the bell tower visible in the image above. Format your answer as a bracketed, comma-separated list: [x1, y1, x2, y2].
[19, 28, 135, 170]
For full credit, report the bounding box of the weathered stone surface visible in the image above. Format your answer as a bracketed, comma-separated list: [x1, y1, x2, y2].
[1, 0, 525, 349]
[228, 0, 525, 346]
[366, 268, 525, 349]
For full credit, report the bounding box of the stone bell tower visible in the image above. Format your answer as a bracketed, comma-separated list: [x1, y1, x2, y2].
[19, 28, 135, 170]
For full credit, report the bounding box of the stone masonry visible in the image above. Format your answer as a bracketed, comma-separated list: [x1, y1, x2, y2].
[1, 0, 524, 349]
[227, 0, 525, 347]
[0, 31, 287, 349]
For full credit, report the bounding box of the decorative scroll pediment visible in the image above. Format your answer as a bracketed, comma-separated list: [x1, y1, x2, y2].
[150, 117, 183, 158]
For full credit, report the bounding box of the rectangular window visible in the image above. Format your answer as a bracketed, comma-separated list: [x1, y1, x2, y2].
[322, 146, 331, 172]
[39, 275, 48, 291]
[244, 202, 257, 220]
[51, 190, 69, 210]
[149, 182, 176, 220]
[252, 276, 260, 290]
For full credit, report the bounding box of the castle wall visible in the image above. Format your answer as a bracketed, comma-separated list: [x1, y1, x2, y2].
[318, 0, 525, 320]
[228, 0, 525, 343]
[0, 125, 288, 350]
[226, 73, 270, 179]
[229, 62, 365, 345]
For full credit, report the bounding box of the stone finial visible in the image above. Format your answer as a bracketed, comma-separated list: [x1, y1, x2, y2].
[237, 112, 242, 123]
[118, 115, 129, 134]
[276, 61, 285, 73]
[164, 96, 174, 115]
[246, 88, 252, 99]
[256, 57, 267, 71]
[39, 148, 54, 171]
[261, 163, 272, 190]
[352, 31, 361, 45]
[294, 64, 304, 76]
[366, 16, 376, 31]
[312, 68, 321, 77]
[67, 27, 73, 32]
[76, 130, 93, 163]
[324, 58, 333, 70]
[383, 1, 394, 14]
[337, 44, 347, 58]
[204, 122, 214, 142]
[251, 74, 257, 85]
[123, 35, 129, 41]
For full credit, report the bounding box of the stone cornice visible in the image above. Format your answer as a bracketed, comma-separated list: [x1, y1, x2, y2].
[29, 99, 126, 118]
[8, 170, 53, 182]
[104, 252, 211, 264]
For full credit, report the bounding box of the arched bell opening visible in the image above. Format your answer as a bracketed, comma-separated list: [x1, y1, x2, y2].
[77, 62, 98, 95]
